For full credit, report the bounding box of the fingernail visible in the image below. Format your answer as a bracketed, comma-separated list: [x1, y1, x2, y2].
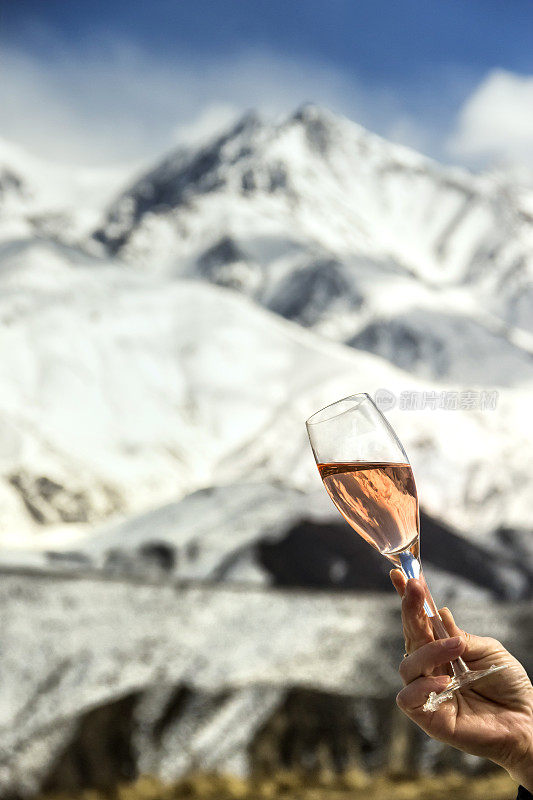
[443, 636, 461, 650]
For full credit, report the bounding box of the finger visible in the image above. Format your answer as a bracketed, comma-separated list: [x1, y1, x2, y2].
[399, 636, 465, 685]
[397, 674, 454, 713]
[439, 606, 462, 637]
[439, 607, 505, 663]
[390, 569, 406, 597]
[402, 579, 434, 653]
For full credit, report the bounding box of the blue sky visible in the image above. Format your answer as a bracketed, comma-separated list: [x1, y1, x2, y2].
[2, 1, 533, 168]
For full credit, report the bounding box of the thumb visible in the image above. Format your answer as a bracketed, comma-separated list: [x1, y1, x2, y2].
[439, 606, 462, 637]
[439, 606, 503, 662]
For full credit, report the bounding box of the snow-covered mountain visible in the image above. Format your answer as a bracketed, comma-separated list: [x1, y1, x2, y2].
[17, 480, 524, 603]
[0, 242, 531, 548]
[0, 105, 531, 549]
[2, 109, 533, 798]
[92, 105, 533, 377]
[0, 137, 135, 243]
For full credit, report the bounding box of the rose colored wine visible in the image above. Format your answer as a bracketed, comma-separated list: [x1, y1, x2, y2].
[317, 462, 419, 565]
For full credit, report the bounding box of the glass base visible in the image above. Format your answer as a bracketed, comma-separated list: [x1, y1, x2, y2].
[423, 664, 508, 712]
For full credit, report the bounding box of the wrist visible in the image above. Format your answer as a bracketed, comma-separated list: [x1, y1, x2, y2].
[514, 764, 533, 794]
[506, 745, 533, 793]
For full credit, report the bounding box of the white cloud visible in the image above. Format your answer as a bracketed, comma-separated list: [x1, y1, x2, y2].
[9, 41, 532, 178]
[172, 104, 242, 147]
[448, 69, 533, 171]
[0, 41, 414, 167]
[0, 44, 360, 165]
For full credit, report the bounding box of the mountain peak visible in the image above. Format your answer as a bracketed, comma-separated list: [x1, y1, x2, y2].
[229, 109, 263, 137]
[91, 104, 533, 346]
[284, 103, 341, 155]
[93, 109, 266, 252]
[95, 104, 348, 253]
[291, 102, 330, 123]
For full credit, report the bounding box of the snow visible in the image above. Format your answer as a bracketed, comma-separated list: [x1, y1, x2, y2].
[0, 242, 529, 549]
[0, 106, 531, 552]
[90, 106, 533, 384]
[1, 109, 532, 799]
[94, 106, 533, 321]
[0, 136, 137, 243]
[0, 569, 530, 793]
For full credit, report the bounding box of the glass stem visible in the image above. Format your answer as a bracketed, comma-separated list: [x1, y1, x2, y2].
[398, 551, 469, 679]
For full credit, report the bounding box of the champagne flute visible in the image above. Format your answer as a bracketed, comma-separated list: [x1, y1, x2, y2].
[306, 392, 507, 711]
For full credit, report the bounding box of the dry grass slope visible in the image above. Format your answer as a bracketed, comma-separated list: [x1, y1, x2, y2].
[42, 770, 517, 800]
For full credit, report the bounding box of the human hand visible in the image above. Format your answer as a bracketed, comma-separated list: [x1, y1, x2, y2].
[390, 569, 533, 791]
